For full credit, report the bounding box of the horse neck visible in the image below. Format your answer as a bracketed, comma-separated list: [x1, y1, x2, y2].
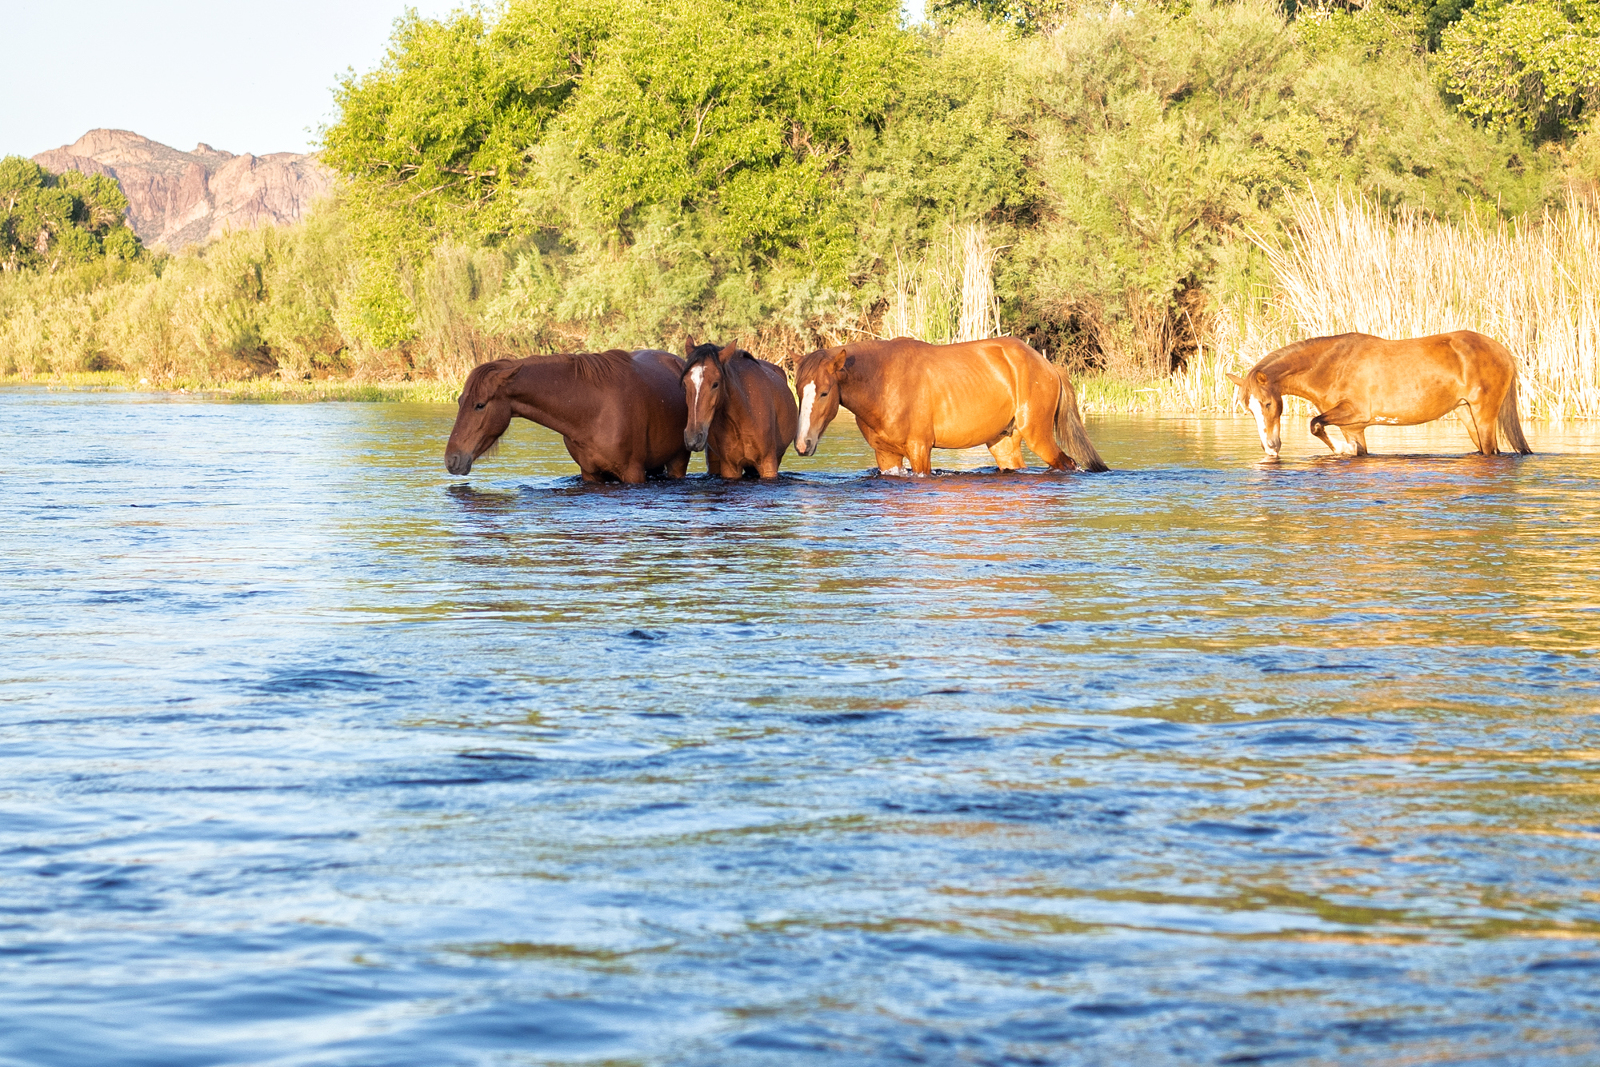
[502, 360, 594, 440]
[835, 352, 880, 422]
[1262, 338, 1338, 402]
[717, 360, 759, 425]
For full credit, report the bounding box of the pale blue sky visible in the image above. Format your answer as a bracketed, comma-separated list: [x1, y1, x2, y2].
[1, 0, 469, 158]
[2, 0, 929, 160]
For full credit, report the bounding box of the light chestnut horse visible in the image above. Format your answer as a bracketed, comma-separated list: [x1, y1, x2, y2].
[681, 339, 799, 479]
[793, 337, 1107, 475]
[1228, 330, 1532, 459]
[445, 350, 690, 483]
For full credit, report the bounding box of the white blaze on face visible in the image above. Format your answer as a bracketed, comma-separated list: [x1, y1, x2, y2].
[797, 382, 817, 449]
[1248, 395, 1277, 455]
[687, 364, 705, 410]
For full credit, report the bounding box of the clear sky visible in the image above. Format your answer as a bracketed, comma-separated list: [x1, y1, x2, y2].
[1, 0, 928, 161]
[0, 0, 462, 159]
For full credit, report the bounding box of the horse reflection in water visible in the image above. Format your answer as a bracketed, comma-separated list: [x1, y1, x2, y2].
[445, 350, 690, 484]
[792, 336, 1107, 476]
[1229, 330, 1533, 459]
[680, 340, 798, 479]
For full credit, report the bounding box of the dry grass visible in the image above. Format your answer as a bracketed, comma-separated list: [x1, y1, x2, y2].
[886, 223, 1001, 344]
[1185, 192, 1600, 418]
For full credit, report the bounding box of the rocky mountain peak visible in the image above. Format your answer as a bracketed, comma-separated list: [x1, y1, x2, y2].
[33, 129, 333, 250]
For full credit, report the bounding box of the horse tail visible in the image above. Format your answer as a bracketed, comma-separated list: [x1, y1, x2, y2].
[1052, 365, 1109, 472]
[1498, 367, 1533, 455]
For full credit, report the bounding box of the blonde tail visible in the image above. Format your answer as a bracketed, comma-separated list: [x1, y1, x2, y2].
[1054, 367, 1108, 472]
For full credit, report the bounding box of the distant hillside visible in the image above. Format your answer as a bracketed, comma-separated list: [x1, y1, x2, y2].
[33, 130, 332, 250]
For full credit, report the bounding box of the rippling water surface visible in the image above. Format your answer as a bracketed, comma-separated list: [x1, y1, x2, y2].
[3, 389, 1600, 1066]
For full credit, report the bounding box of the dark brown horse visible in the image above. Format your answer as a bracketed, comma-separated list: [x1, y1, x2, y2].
[793, 336, 1106, 475]
[681, 340, 799, 479]
[1227, 331, 1532, 459]
[445, 350, 691, 483]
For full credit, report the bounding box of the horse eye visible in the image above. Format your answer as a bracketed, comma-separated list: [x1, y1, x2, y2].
[474, 402, 486, 410]
[820, 391, 828, 398]
[711, 381, 719, 389]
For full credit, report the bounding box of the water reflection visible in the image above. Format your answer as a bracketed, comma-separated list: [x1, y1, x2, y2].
[1, 391, 1598, 1065]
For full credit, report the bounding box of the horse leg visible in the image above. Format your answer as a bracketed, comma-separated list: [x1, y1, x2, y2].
[1309, 401, 1361, 455]
[665, 450, 690, 478]
[987, 433, 1025, 470]
[1466, 398, 1500, 455]
[905, 439, 934, 476]
[1020, 414, 1074, 472]
[1342, 427, 1369, 456]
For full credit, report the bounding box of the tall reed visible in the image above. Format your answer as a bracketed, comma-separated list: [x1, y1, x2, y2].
[1184, 193, 1600, 417]
[886, 223, 1001, 344]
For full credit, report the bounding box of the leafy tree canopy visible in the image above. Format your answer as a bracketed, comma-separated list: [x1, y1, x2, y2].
[1, 157, 142, 273]
[1437, 0, 1600, 137]
[324, 0, 907, 271]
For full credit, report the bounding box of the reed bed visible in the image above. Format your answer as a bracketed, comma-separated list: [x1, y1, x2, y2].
[1178, 193, 1600, 418]
[886, 223, 1002, 344]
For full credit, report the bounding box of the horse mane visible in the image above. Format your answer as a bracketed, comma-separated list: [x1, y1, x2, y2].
[683, 342, 753, 378]
[551, 349, 635, 386]
[795, 347, 837, 380]
[461, 349, 637, 402]
[1255, 334, 1357, 381]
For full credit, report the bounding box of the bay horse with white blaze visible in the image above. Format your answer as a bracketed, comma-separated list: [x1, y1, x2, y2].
[445, 350, 691, 483]
[1228, 330, 1532, 459]
[681, 339, 799, 479]
[793, 337, 1107, 475]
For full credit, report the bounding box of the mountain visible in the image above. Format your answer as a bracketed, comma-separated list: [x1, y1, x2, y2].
[32, 130, 333, 250]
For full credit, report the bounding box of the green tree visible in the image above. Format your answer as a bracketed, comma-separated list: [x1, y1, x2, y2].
[1437, 0, 1600, 136]
[1, 157, 142, 272]
[322, 0, 907, 348]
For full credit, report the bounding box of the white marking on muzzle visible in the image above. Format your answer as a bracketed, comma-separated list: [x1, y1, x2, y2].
[1248, 395, 1278, 457]
[797, 382, 816, 451]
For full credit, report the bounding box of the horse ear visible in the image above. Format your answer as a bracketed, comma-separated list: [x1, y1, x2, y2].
[830, 347, 851, 373]
[1254, 371, 1268, 386]
[1225, 372, 1245, 388]
[684, 336, 698, 358]
[716, 342, 739, 364]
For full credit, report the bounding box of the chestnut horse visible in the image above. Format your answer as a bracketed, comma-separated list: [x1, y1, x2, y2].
[793, 337, 1107, 475]
[682, 339, 799, 479]
[445, 350, 691, 483]
[1227, 331, 1532, 459]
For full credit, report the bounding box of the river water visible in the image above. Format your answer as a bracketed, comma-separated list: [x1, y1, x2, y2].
[2, 389, 1598, 1066]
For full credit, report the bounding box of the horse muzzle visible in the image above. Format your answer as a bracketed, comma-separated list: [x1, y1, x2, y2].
[445, 450, 474, 476]
[795, 436, 815, 456]
[684, 429, 708, 453]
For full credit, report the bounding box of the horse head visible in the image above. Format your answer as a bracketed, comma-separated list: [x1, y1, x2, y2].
[681, 339, 739, 452]
[1227, 369, 1283, 458]
[793, 346, 852, 456]
[445, 359, 520, 475]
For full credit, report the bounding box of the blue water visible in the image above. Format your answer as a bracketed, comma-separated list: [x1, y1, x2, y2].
[3, 389, 1599, 1066]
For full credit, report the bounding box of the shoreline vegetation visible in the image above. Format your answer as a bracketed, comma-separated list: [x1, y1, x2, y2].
[4, 0, 1599, 416]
